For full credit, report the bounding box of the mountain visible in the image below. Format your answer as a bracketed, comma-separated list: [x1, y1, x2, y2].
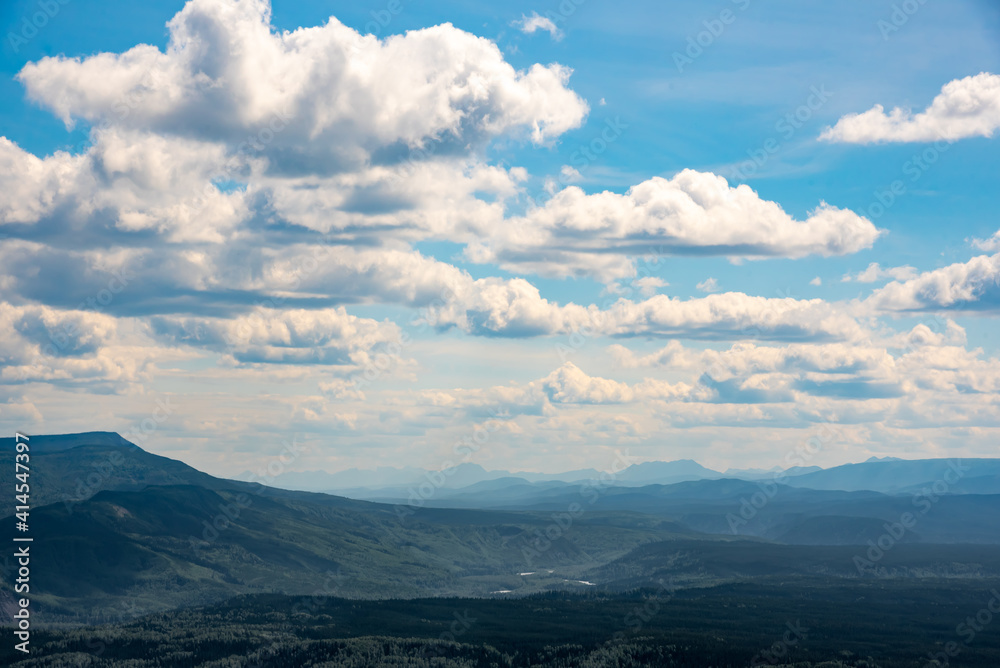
[386, 475, 1000, 545]
[0, 433, 693, 623]
[264, 456, 1000, 497]
[608, 459, 722, 485]
[256, 462, 605, 494]
[260, 457, 845, 497]
[724, 464, 822, 479]
[0, 431, 132, 453]
[237, 465, 428, 492]
[781, 457, 997, 493]
[0, 431, 265, 515]
[6, 431, 1000, 628]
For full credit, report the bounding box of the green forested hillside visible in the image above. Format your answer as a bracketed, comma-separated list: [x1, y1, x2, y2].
[1, 480, 691, 622]
[4, 581, 1000, 667]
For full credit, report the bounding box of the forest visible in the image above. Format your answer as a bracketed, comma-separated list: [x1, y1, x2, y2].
[3, 578, 999, 667]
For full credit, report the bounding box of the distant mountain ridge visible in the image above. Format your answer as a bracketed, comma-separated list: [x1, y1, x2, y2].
[3, 431, 1000, 626]
[7, 431, 993, 499]
[239, 461, 607, 493]
[251, 452, 997, 498]
[781, 458, 992, 493]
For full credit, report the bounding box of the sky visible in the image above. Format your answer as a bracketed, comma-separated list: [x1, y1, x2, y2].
[1, 0, 999, 478]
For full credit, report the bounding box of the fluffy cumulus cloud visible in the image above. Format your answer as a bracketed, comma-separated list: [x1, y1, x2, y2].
[465, 170, 882, 281]
[2, 0, 582, 250]
[17, 0, 588, 158]
[541, 363, 635, 404]
[0, 303, 164, 388]
[150, 307, 400, 367]
[867, 254, 1000, 312]
[821, 72, 1000, 144]
[0, 130, 248, 244]
[418, 280, 869, 342]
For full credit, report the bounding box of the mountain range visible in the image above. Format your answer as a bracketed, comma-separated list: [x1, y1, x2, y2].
[3, 432, 1000, 627]
[244, 450, 999, 500]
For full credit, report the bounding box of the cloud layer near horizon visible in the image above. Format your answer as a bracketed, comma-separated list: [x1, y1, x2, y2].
[1, 0, 999, 474]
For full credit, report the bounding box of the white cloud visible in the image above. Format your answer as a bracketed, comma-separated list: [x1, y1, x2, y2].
[541, 363, 634, 404]
[17, 0, 588, 166]
[1, 236, 865, 344]
[466, 170, 883, 282]
[512, 12, 564, 41]
[0, 138, 85, 225]
[820, 72, 1000, 144]
[972, 230, 1000, 252]
[611, 340, 896, 378]
[885, 321, 967, 351]
[696, 277, 720, 293]
[594, 293, 865, 342]
[150, 307, 400, 368]
[0, 130, 531, 249]
[420, 278, 867, 342]
[604, 336, 1000, 429]
[0, 302, 172, 388]
[634, 276, 667, 297]
[443, 336, 1000, 431]
[559, 165, 582, 183]
[867, 254, 1000, 312]
[842, 262, 918, 284]
[810, 277, 822, 286]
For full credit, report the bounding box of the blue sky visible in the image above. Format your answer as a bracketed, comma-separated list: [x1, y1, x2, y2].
[1, 0, 999, 476]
